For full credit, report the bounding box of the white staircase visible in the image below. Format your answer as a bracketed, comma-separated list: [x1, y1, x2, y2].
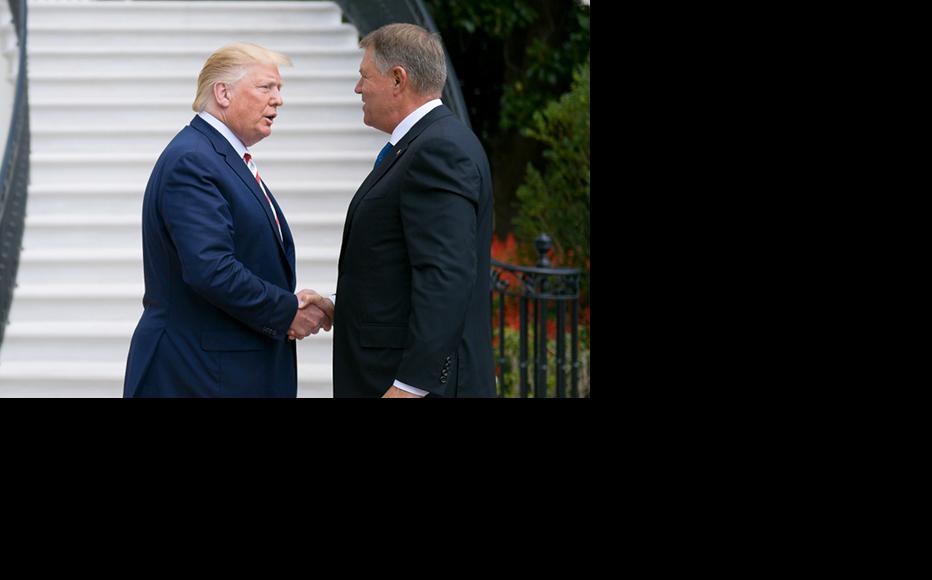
[0, 0, 385, 397]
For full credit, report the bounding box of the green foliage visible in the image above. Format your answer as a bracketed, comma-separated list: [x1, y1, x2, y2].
[428, 0, 536, 37]
[513, 58, 590, 288]
[427, 0, 590, 134]
[499, 8, 590, 131]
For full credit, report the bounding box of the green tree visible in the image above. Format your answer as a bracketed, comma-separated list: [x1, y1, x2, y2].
[513, 58, 590, 296]
[426, 0, 590, 237]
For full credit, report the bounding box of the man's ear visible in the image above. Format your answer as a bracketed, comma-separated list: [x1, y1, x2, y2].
[391, 66, 407, 93]
[213, 82, 231, 108]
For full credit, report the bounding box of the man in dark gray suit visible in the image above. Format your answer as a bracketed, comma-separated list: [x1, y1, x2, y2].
[327, 23, 495, 397]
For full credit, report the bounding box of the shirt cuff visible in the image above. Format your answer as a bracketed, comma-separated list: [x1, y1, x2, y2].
[393, 379, 428, 397]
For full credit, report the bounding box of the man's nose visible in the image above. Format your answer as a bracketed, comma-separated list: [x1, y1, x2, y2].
[271, 87, 283, 106]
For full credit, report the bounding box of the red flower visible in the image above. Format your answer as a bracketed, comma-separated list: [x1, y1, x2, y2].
[491, 232, 519, 263]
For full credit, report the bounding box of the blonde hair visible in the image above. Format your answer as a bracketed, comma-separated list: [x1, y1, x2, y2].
[192, 43, 292, 112]
[360, 24, 447, 97]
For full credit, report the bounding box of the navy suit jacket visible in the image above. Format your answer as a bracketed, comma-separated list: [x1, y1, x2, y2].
[123, 115, 299, 397]
[333, 105, 496, 397]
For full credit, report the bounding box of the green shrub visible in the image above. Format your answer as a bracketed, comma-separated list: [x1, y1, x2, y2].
[513, 58, 590, 301]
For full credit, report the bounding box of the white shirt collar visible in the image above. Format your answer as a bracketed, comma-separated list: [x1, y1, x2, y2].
[198, 111, 250, 161]
[389, 99, 443, 145]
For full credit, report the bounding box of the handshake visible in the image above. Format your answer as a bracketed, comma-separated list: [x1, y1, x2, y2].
[288, 289, 335, 340]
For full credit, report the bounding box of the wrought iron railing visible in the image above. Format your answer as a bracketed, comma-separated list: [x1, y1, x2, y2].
[0, 0, 29, 350]
[491, 235, 583, 398]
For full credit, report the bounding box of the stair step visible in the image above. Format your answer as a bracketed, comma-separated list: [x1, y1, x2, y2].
[26, 71, 360, 100]
[15, 247, 339, 285]
[24, 46, 363, 76]
[0, 362, 333, 398]
[24, 212, 347, 225]
[27, 0, 343, 28]
[30, 97, 366, 129]
[27, 181, 359, 195]
[8, 284, 145, 323]
[31, 124, 386, 154]
[21, 212, 347, 250]
[18, 245, 338, 260]
[29, 150, 374, 185]
[25, 181, 357, 216]
[8, 281, 335, 324]
[27, 23, 360, 51]
[0, 362, 129, 397]
[0, 321, 334, 365]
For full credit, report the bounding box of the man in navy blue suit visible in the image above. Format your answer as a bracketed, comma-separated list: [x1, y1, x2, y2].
[329, 24, 495, 397]
[123, 43, 333, 397]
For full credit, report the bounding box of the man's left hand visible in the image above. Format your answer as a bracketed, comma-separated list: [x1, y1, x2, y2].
[382, 386, 424, 398]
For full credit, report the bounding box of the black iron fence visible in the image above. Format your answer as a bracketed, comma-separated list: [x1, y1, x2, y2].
[0, 0, 29, 350]
[491, 234, 584, 398]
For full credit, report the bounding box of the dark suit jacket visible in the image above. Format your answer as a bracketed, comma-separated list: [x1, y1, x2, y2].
[123, 115, 299, 397]
[333, 105, 495, 397]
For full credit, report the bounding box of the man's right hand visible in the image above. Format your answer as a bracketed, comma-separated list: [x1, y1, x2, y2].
[288, 289, 335, 340]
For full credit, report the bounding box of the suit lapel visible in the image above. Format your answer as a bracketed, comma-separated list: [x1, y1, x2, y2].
[268, 189, 297, 289]
[190, 116, 295, 283]
[344, 142, 404, 225]
[338, 106, 455, 272]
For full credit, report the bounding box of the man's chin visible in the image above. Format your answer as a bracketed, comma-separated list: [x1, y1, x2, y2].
[248, 129, 272, 146]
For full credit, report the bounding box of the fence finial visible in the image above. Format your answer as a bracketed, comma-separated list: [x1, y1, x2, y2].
[535, 234, 552, 268]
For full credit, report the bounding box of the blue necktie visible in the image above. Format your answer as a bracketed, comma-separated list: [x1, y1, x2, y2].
[375, 142, 394, 167]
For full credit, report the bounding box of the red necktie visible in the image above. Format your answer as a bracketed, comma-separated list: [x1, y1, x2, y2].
[243, 153, 283, 240]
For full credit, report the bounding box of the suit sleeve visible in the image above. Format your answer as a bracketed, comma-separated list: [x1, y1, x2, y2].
[395, 137, 481, 391]
[159, 151, 298, 339]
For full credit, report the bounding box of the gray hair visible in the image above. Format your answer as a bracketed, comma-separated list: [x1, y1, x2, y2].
[360, 23, 447, 97]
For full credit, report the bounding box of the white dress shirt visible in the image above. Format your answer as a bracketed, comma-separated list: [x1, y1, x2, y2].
[197, 112, 282, 240]
[387, 99, 443, 148]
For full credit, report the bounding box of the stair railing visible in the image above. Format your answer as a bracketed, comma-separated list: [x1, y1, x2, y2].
[0, 0, 29, 350]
